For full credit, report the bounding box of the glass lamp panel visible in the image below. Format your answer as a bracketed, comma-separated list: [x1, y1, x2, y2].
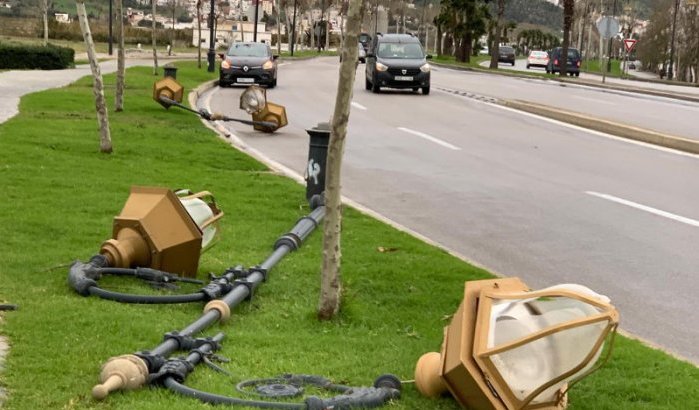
[486, 296, 608, 403]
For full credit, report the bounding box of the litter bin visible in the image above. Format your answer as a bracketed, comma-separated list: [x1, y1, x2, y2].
[305, 123, 330, 201]
[164, 65, 177, 79]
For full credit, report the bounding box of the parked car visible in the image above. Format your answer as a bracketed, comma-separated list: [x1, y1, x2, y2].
[359, 32, 372, 51]
[219, 42, 278, 88]
[478, 46, 489, 55]
[526, 50, 549, 69]
[339, 43, 366, 63]
[498, 45, 516, 66]
[365, 33, 432, 95]
[546, 47, 581, 76]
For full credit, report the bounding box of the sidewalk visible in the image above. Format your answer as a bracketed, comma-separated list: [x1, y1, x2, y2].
[0, 52, 197, 124]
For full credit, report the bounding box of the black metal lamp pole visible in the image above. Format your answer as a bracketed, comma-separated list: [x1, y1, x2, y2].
[207, 0, 215, 72]
[254, 0, 260, 41]
[318, 0, 325, 52]
[109, 0, 113, 55]
[291, 0, 297, 56]
[668, 0, 680, 80]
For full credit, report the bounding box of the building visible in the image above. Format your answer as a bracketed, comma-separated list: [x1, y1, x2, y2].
[193, 20, 272, 48]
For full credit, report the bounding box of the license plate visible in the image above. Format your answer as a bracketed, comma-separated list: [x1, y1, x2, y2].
[394, 76, 413, 81]
[238, 78, 254, 83]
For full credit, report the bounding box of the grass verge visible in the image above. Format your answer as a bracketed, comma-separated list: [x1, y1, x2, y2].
[0, 62, 697, 410]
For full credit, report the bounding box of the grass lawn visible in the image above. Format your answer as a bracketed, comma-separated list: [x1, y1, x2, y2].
[0, 62, 697, 410]
[280, 49, 338, 58]
[581, 59, 623, 77]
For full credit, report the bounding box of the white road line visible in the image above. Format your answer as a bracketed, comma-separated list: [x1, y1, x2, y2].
[586, 191, 699, 228]
[436, 88, 699, 159]
[351, 101, 367, 110]
[397, 127, 461, 150]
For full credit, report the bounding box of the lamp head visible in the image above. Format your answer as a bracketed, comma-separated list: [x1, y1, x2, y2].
[415, 278, 619, 410]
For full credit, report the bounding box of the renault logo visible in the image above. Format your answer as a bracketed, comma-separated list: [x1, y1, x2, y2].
[401, 69, 407, 75]
[243, 65, 249, 72]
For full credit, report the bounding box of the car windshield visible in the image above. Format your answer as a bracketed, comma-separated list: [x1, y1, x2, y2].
[359, 34, 371, 43]
[531, 51, 547, 57]
[568, 49, 580, 59]
[377, 43, 423, 59]
[227, 43, 269, 57]
[500, 47, 514, 53]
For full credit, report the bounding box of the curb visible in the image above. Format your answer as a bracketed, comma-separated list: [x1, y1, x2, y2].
[502, 99, 699, 155]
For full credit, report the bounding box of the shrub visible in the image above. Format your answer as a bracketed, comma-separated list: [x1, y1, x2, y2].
[0, 42, 75, 70]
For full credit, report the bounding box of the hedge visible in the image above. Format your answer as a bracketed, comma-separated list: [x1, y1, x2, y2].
[0, 43, 75, 70]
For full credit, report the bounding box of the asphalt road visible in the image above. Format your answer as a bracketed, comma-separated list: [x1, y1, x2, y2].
[201, 57, 699, 364]
[469, 61, 699, 141]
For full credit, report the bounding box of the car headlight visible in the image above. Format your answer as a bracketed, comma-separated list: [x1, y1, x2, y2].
[420, 63, 431, 73]
[376, 62, 388, 72]
[262, 60, 274, 70]
[221, 59, 231, 69]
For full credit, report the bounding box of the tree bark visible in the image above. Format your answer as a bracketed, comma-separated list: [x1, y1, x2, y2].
[152, 0, 159, 75]
[489, 0, 504, 69]
[197, 0, 202, 68]
[317, 0, 362, 321]
[560, 0, 574, 76]
[276, 0, 282, 55]
[116, 0, 125, 111]
[76, 1, 112, 154]
[42, 0, 49, 46]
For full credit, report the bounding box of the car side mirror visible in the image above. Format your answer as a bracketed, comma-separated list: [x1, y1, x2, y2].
[272, 55, 279, 60]
[426, 54, 433, 60]
[217, 53, 225, 60]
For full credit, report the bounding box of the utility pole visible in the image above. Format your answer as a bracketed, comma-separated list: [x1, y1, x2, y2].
[318, 0, 325, 52]
[207, 0, 215, 72]
[253, 0, 260, 41]
[291, 0, 297, 55]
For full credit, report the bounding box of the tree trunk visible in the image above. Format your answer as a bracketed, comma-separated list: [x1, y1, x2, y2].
[152, 0, 159, 75]
[325, 8, 330, 51]
[197, 0, 202, 68]
[436, 23, 442, 56]
[42, 0, 49, 46]
[76, 1, 112, 154]
[318, 0, 363, 321]
[116, 0, 125, 111]
[489, 0, 504, 69]
[560, 0, 574, 76]
[310, 17, 315, 49]
[276, 0, 282, 55]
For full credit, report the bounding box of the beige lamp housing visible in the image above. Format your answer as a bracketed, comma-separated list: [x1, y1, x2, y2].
[153, 77, 184, 108]
[239, 85, 288, 133]
[415, 278, 619, 410]
[99, 186, 223, 278]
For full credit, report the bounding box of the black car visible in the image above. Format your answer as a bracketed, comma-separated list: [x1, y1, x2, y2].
[498, 45, 516, 66]
[546, 47, 581, 76]
[365, 33, 432, 95]
[219, 42, 278, 88]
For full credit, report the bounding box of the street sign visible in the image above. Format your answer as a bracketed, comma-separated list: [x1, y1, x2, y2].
[623, 38, 638, 53]
[596, 16, 620, 39]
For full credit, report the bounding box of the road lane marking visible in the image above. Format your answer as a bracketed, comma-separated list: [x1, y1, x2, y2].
[277, 62, 291, 67]
[436, 88, 699, 159]
[351, 101, 367, 110]
[586, 191, 699, 228]
[397, 127, 461, 150]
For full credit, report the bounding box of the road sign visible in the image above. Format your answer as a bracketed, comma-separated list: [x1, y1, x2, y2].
[596, 16, 620, 39]
[623, 38, 637, 53]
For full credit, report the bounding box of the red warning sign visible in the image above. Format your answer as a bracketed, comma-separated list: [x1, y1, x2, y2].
[623, 39, 637, 53]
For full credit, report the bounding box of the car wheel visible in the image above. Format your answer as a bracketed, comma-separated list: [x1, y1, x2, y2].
[268, 78, 277, 88]
[422, 86, 430, 95]
[371, 80, 380, 93]
[526, 64, 530, 69]
[219, 77, 227, 87]
[575, 72, 580, 77]
[365, 77, 371, 90]
[512, 61, 515, 66]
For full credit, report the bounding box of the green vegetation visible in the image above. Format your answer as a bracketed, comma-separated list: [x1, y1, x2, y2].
[582, 58, 623, 77]
[0, 62, 698, 410]
[281, 49, 338, 58]
[0, 42, 74, 70]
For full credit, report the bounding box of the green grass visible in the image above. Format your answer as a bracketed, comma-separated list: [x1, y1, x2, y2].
[281, 49, 338, 58]
[581, 58, 623, 77]
[0, 62, 698, 410]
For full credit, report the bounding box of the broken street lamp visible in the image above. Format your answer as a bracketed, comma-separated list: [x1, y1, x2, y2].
[99, 187, 223, 278]
[415, 278, 619, 410]
[239, 85, 288, 133]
